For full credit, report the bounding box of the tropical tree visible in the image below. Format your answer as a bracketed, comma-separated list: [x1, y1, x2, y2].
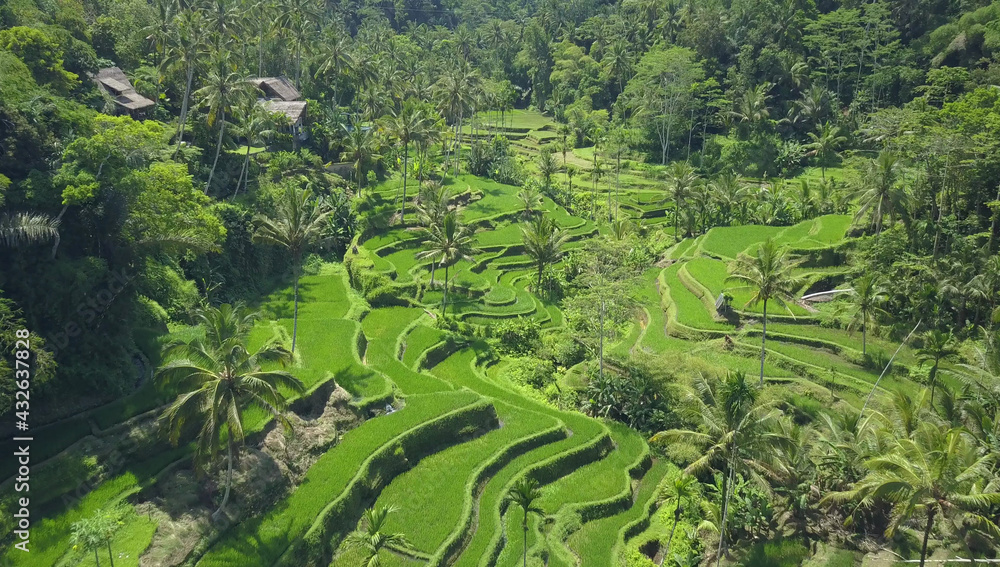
[70, 511, 121, 567]
[253, 184, 332, 352]
[660, 473, 698, 562]
[826, 425, 1000, 567]
[162, 10, 209, 153]
[0, 212, 60, 247]
[805, 121, 847, 180]
[536, 147, 559, 194]
[853, 152, 906, 237]
[651, 371, 786, 567]
[157, 303, 304, 520]
[416, 211, 477, 313]
[726, 239, 804, 386]
[342, 118, 380, 196]
[231, 104, 277, 197]
[381, 99, 428, 223]
[506, 477, 543, 567]
[345, 506, 409, 567]
[522, 214, 571, 292]
[839, 273, 888, 356]
[730, 83, 773, 137]
[274, 0, 319, 88]
[518, 181, 543, 219]
[665, 161, 698, 239]
[194, 51, 254, 192]
[917, 329, 960, 405]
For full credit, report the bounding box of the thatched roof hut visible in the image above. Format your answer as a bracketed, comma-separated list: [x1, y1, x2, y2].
[92, 67, 155, 115]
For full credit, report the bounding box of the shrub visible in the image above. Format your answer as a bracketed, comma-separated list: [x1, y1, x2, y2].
[541, 330, 587, 367]
[505, 356, 556, 389]
[489, 317, 541, 355]
[468, 135, 523, 186]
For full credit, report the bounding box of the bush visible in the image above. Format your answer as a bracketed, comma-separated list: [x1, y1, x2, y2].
[505, 356, 556, 389]
[468, 135, 523, 186]
[541, 330, 587, 367]
[489, 317, 541, 356]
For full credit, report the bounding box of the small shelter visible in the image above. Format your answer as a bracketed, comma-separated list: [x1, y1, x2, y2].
[248, 77, 308, 144]
[92, 67, 155, 117]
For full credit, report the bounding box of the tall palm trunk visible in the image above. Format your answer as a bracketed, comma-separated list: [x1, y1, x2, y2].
[456, 110, 463, 177]
[522, 513, 528, 567]
[95, 549, 101, 567]
[663, 501, 682, 566]
[206, 109, 226, 193]
[862, 311, 867, 356]
[760, 299, 768, 387]
[919, 508, 936, 567]
[291, 261, 300, 352]
[107, 540, 115, 567]
[716, 455, 735, 567]
[175, 65, 195, 154]
[399, 141, 409, 224]
[599, 299, 605, 380]
[235, 142, 252, 198]
[443, 263, 450, 315]
[214, 437, 234, 520]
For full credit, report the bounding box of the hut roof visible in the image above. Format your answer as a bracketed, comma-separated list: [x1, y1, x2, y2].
[93, 67, 155, 111]
[248, 77, 300, 101]
[262, 100, 307, 123]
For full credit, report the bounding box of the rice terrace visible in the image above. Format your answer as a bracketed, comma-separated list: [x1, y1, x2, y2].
[2, 1, 1000, 567]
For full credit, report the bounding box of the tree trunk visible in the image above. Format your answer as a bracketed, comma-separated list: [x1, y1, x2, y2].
[175, 65, 195, 155]
[107, 540, 115, 567]
[214, 438, 234, 520]
[862, 311, 867, 356]
[400, 141, 409, 224]
[235, 142, 252, 198]
[716, 457, 735, 567]
[206, 110, 226, 193]
[537, 262, 543, 292]
[919, 508, 936, 567]
[456, 111, 462, 177]
[522, 521, 528, 567]
[760, 299, 768, 387]
[599, 299, 605, 380]
[291, 261, 300, 353]
[443, 262, 450, 315]
[95, 549, 101, 567]
[929, 365, 938, 406]
[663, 504, 681, 565]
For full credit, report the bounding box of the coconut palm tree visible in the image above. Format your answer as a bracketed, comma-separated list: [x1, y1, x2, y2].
[381, 100, 427, 224]
[157, 303, 304, 520]
[825, 425, 1000, 567]
[536, 147, 559, 194]
[804, 121, 846, 180]
[0, 212, 60, 247]
[730, 83, 773, 137]
[726, 239, 804, 386]
[346, 506, 409, 567]
[522, 214, 571, 292]
[341, 118, 380, 196]
[665, 161, 698, 239]
[162, 10, 209, 154]
[231, 103, 277, 198]
[194, 51, 254, 193]
[416, 211, 477, 314]
[853, 152, 906, 237]
[660, 473, 697, 563]
[839, 273, 888, 356]
[917, 329, 960, 405]
[415, 183, 451, 288]
[313, 29, 354, 106]
[518, 181, 543, 219]
[506, 477, 543, 567]
[274, 0, 319, 89]
[651, 371, 786, 567]
[253, 184, 333, 352]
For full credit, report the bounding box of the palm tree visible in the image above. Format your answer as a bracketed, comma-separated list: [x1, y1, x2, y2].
[346, 506, 409, 567]
[518, 182, 543, 219]
[341, 118, 380, 196]
[730, 83, 772, 137]
[274, 0, 319, 89]
[804, 121, 846, 180]
[660, 473, 697, 563]
[313, 29, 354, 106]
[840, 273, 888, 356]
[536, 147, 559, 194]
[726, 239, 804, 386]
[435, 68, 473, 176]
[157, 303, 304, 520]
[665, 161, 698, 239]
[651, 371, 785, 567]
[162, 10, 208, 153]
[506, 477, 543, 567]
[853, 152, 906, 237]
[253, 185, 333, 352]
[522, 215, 571, 292]
[709, 173, 748, 225]
[231, 104, 277, 198]
[194, 51, 253, 192]
[381, 100, 427, 224]
[826, 425, 1000, 567]
[0, 212, 60, 247]
[416, 211, 477, 314]
[917, 329, 960, 405]
[415, 183, 451, 289]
